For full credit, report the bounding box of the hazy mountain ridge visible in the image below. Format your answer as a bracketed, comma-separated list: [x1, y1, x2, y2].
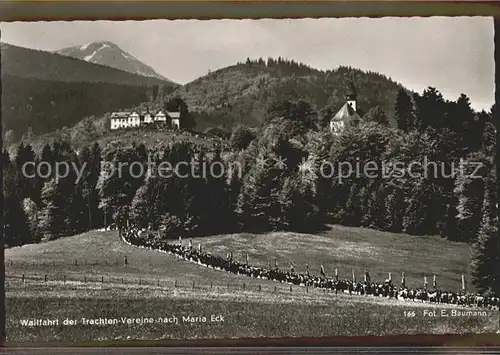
[169, 59, 407, 130]
[1, 42, 175, 87]
[55, 41, 175, 83]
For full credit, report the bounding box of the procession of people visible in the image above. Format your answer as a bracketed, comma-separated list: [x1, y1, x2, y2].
[122, 224, 500, 311]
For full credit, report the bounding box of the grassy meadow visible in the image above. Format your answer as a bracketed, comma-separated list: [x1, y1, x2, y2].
[190, 224, 472, 292]
[5, 225, 498, 343]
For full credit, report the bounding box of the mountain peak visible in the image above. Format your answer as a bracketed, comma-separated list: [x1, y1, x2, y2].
[56, 41, 174, 83]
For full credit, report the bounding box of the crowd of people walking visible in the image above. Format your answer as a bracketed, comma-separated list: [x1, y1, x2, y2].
[120, 223, 500, 311]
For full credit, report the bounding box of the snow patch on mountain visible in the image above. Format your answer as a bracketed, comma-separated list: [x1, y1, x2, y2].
[83, 43, 109, 62]
[80, 43, 91, 51]
[55, 41, 174, 83]
[121, 52, 136, 61]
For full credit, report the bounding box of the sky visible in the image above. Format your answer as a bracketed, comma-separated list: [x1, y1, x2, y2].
[1, 17, 494, 111]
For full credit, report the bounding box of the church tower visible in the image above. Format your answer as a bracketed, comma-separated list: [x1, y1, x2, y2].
[346, 81, 357, 112]
[330, 80, 361, 134]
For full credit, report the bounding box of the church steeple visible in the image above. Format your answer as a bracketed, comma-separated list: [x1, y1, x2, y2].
[346, 81, 357, 112]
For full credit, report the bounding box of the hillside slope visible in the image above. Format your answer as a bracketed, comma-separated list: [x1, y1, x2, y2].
[169, 60, 407, 130]
[5, 224, 471, 292]
[6, 227, 494, 342]
[1, 43, 178, 140]
[56, 41, 175, 83]
[2, 74, 155, 139]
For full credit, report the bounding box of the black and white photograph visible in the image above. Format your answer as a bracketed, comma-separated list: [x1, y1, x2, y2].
[1, 17, 498, 343]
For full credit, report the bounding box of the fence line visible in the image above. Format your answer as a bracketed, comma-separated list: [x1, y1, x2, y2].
[5, 259, 126, 268]
[4, 272, 333, 296]
[4, 257, 470, 293]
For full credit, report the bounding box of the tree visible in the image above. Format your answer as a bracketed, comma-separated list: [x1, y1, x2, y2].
[237, 151, 284, 232]
[159, 213, 183, 239]
[454, 151, 490, 242]
[403, 182, 436, 235]
[394, 89, 415, 132]
[230, 126, 256, 151]
[470, 217, 500, 295]
[39, 178, 67, 240]
[3, 192, 32, 247]
[14, 142, 36, 201]
[71, 116, 98, 148]
[23, 198, 42, 242]
[453, 94, 479, 154]
[385, 187, 406, 232]
[192, 149, 234, 234]
[413, 87, 446, 131]
[338, 183, 364, 226]
[98, 146, 145, 225]
[3, 129, 15, 149]
[282, 173, 320, 231]
[3, 156, 33, 247]
[130, 180, 155, 229]
[265, 99, 318, 131]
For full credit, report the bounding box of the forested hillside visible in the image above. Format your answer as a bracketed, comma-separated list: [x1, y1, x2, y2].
[2, 74, 153, 140]
[169, 58, 407, 130]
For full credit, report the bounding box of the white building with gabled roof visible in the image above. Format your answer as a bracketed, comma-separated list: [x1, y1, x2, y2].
[166, 111, 181, 129]
[128, 111, 141, 128]
[142, 111, 154, 124]
[154, 110, 167, 122]
[110, 112, 131, 130]
[109, 108, 182, 130]
[330, 82, 361, 134]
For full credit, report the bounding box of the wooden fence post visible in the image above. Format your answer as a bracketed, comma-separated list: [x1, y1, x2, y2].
[289, 285, 292, 292]
[75, 259, 78, 266]
[22, 274, 25, 283]
[210, 282, 213, 289]
[44, 275, 47, 283]
[101, 276, 104, 284]
[157, 280, 160, 287]
[124, 256, 128, 265]
[274, 286, 277, 292]
[175, 280, 177, 288]
[306, 286, 308, 293]
[192, 280, 195, 289]
[139, 278, 142, 286]
[84, 276, 87, 283]
[243, 283, 246, 291]
[64, 275, 66, 284]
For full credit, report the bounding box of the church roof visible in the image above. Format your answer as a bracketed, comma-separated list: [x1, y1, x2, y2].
[111, 112, 130, 119]
[332, 102, 361, 122]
